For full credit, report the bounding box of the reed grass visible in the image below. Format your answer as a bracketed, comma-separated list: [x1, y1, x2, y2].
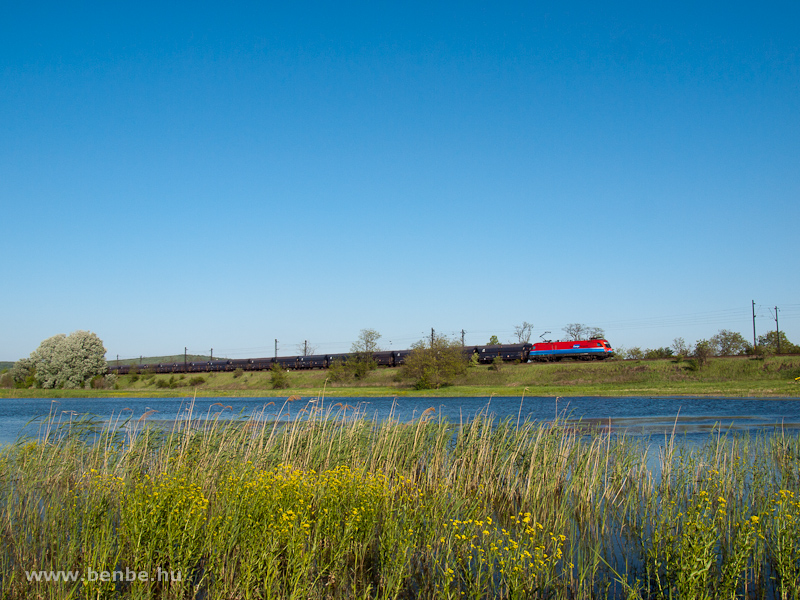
[1, 398, 799, 598]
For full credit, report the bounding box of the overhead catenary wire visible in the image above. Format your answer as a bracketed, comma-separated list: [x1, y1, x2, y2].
[112, 304, 800, 361]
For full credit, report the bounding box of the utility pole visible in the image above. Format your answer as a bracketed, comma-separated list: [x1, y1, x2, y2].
[184, 347, 187, 369]
[275, 339, 278, 358]
[210, 348, 213, 361]
[461, 329, 466, 346]
[752, 300, 757, 350]
[304, 340, 308, 356]
[431, 328, 435, 347]
[775, 306, 781, 353]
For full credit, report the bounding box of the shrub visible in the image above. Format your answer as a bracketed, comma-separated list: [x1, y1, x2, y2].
[327, 360, 352, 383]
[233, 368, 244, 379]
[694, 340, 714, 368]
[402, 334, 468, 389]
[0, 372, 13, 388]
[626, 347, 645, 360]
[90, 375, 107, 389]
[645, 347, 674, 359]
[155, 376, 179, 389]
[489, 356, 503, 372]
[188, 376, 206, 386]
[270, 364, 290, 390]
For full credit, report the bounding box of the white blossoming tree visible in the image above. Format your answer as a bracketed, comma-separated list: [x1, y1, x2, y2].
[29, 331, 107, 388]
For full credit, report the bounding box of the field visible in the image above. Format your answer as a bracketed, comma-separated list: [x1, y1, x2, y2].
[2, 403, 799, 599]
[4, 355, 800, 398]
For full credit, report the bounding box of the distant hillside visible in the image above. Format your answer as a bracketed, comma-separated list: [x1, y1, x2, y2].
[0, 362, 14, 372]
[107, 355, 225, 366]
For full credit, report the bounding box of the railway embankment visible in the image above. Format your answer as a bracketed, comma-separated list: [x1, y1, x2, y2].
[2, 355, 800, 398]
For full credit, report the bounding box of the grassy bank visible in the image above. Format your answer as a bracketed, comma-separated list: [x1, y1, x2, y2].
[2, 405, 799, 599]
[3, 355, 800, 398]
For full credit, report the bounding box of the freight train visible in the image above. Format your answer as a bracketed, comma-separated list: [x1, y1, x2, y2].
[107, 339, 614, 375]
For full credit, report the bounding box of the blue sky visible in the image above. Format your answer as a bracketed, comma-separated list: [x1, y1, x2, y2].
[2, 1, 798, 361]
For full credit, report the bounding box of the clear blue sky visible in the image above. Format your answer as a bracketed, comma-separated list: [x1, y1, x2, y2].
[2, 1, 798, 361]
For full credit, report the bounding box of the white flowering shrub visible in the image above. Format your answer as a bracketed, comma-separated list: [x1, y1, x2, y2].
[29, 331, 107, 389]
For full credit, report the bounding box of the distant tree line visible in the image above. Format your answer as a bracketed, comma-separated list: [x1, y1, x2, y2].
[616, 329, 799, 361]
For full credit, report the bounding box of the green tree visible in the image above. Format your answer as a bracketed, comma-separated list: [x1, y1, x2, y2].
[351, 328, 382, 354]
[402, 334, 468, 389]
[710, 329, 749, 356]
[344, 328, 382, 379]
[8, 358, 35, 388]
[672, 337, 691, 357]
[644, 347, 674, 359]
[27, 331, 107, 389]
[693, 339, 714, 368]
[626, 347, 645, 360]
[757, 331, 799, 354]
[488, 335, 500, 345]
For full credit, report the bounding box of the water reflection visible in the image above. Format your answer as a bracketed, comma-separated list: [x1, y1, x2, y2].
[2, 395, 799, 446]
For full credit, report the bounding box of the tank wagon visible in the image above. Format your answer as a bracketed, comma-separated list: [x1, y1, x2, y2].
[108, 340, 613, 375]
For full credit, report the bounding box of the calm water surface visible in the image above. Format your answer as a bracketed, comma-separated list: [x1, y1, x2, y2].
[1, 395, 799, 446]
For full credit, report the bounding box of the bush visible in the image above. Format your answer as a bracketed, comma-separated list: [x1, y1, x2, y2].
[155, 376, 179, 389]
[233, 368, 244, 379]
[693, 340, 714, 368]
[270, 364, 290, 390]
[0, 372, 13, 388]
[402, 334, 468, 389]
[645, 347, 674, 359]
[489, 356, 503, 372]
[327, 360, 351, 383]
[90, 375, 107, 389]
[188, 376, 206, 386]
[626, 347, 645, 360]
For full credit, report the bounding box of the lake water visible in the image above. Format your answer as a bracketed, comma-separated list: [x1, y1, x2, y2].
[1, 395, 800, 446]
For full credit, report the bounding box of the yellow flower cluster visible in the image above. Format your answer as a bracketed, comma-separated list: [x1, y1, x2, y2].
[436, 511, 568, 594]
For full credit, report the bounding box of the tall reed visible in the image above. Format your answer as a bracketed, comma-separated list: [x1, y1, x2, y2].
[0, 398, 798, 598]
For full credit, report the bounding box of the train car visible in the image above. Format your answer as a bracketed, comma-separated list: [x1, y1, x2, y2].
[297, 355, 327, 369]
[468, 343, 532, 364]
[274, 356, 297, 370]
[325, 354, 350, 368]
[529, 339, 614, 361]
[372, 351, 396, 367]
[250, 358, 274, 370]
[392, 350, 411, 366]
[231, 358, 255, 371]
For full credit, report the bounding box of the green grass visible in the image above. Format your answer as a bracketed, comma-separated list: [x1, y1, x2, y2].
[4, 355, 800, 398]
[1, 402, 799, 599]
